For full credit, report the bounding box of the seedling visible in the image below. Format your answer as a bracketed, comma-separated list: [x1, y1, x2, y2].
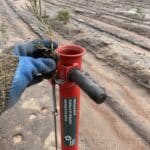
[26, 0, 71, 56]
[26, 0, 55, 55]
[26, 0, 52, 36]
[56, 9, 70, 24]
[136, 7, 145, 20]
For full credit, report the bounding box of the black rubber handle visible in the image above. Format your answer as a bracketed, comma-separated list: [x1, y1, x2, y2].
[68, 69, 107, 104]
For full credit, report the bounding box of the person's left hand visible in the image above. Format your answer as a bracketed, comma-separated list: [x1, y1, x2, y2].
[13, 39, 58, 58]
[6, 39, 58, 109]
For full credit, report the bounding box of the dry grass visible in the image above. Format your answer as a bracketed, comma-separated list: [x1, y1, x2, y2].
[0, 21, 8, 44]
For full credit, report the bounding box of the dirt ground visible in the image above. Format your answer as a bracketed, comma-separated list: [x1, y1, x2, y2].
[0, 0, 150, 150]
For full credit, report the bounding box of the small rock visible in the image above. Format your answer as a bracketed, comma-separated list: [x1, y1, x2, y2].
[29, 113, 37, 120]
[13, 134, 23, 144]
[41, 107, 48, 114]
[15, 125, 22, 131]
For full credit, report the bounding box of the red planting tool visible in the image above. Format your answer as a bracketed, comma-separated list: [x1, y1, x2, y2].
[51, 44, 107, 150]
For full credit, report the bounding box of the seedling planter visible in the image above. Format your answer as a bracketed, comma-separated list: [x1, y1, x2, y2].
[51, 44, 106, 150]
[56, 45, 85, 150]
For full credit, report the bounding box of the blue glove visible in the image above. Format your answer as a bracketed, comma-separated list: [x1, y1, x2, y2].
[13, 39, 58, 57]
[6, 39, 58, 109]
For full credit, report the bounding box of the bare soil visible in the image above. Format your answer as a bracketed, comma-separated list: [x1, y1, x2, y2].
[0, 0, 150, 150]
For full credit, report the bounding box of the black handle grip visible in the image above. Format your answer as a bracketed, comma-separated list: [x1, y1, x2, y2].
[68, 69, 107, 104]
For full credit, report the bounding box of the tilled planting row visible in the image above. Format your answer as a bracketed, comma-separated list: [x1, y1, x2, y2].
[45, 0, 150, 37]
[44, 0, 150, 89]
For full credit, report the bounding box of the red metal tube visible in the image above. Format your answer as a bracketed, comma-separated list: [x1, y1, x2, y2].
[56, 45, 86, 150]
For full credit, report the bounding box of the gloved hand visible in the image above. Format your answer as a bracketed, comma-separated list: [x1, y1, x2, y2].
[13, 39, 58, 58]
[6, 39, 58, 109]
